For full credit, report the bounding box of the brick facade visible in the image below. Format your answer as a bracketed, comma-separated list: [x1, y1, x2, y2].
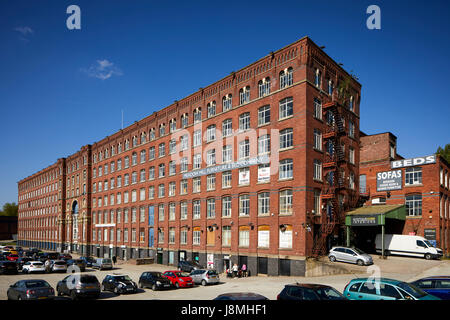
[17, 36, 362, 276]
[359, 132, 450, 255]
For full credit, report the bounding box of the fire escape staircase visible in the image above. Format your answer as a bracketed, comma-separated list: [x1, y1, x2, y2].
[311, 101, 347, 257]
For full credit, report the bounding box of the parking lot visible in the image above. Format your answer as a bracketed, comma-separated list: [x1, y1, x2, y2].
[1, 252, 449, 300]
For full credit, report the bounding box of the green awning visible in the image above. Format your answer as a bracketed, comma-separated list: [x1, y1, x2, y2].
[345, 204, 406, 226]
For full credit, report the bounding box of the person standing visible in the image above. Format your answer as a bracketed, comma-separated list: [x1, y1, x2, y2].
[241, 264, 247, 277]
[112, 255, 117, 265]
[232, 263, 238, 278]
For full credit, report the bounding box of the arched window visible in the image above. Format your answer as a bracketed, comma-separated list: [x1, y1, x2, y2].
[222, 94, 232, 112]
[239, 86, 250, 104]
[315, 69, 322, 87]
[207, 101, 216, 118]
[280, 67, 293, 89]
[159, 123, 166, 137]
[149, 128, 155, 141]
[141, 132, 147, 144]
[194, 108, 202, 123]
[279, 224, 293, 248]
[258, 77, 270, 97]
[279, 189, 293, 215]
[169, 119, 176, 133]
[181, 113, 189, 128]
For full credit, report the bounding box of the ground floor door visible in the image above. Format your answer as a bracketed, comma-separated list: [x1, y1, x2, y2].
[169, 251, 175, 265]
[279, 259, 290, 276]
[179, 251, 186, 262]
[238, 256, 248, 269]
[257, 257, 268, 275]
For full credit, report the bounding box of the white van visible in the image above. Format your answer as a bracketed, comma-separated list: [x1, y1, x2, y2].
[375, 234, 443, 260]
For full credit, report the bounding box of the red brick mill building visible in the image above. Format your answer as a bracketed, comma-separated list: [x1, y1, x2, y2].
[356, 132, 450, 255]
[17, 36, 363, 276]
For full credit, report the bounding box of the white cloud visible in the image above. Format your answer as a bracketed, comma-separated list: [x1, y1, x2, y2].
[14, 26, 34, 36]
[82, 59, 123, 80]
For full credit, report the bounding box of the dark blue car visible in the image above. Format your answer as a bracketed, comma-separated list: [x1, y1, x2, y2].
[410, 276, 450, 300]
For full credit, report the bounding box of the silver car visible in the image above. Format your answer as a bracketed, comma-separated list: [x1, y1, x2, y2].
[51, 260, 68, 273]
[92, 258, 113, 270]
[189, 269, 220, 286]
[328, 247, 373, 266]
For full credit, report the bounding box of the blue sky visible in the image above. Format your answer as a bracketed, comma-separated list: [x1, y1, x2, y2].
[1, 0, 449, 207]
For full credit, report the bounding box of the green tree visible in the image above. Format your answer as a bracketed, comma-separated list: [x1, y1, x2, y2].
[436, 144, 450, 163]
[0, 202, 18, 216]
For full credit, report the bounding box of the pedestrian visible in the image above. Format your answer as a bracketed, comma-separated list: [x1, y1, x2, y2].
[112, 255, 117, 265]
[44, 259, 51, 273]
[241, 264, 247, 277]
[232, 263, 238, 278]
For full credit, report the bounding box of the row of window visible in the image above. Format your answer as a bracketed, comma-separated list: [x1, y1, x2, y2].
[92, 189, 293, 224]
[92, 162, 294, 208]
[93, 99, 294, 177]
[92, 89, 296, 165]
[91, 224, 296, 249]
[314, 69, 356, 112]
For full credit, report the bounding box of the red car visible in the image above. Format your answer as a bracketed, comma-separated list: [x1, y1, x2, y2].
[7, 254, 19, 261]
[163, 270, 194, 288]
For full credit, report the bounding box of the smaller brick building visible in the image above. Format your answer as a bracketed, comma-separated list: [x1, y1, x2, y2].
[359, 132, 450, 256]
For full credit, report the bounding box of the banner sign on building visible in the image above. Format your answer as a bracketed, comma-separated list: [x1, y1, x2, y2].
[239, 169, 250, 185]
[424, 228, 436, 241]
[391, 155, 436, 169]
[350, 215, 379, 226]
[376, 170, 402, 191]
[258, 166, 271, 183]
[257, 230, 270, 248]
[182, 155, 270, 179]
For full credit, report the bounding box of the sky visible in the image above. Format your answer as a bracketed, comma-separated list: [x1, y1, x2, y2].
[0, 0, 449, 207]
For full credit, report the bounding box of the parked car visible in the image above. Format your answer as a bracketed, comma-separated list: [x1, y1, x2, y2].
[328, 247, 373, 266]
[57, 274, 101, 300]
[213, 292, 269, 300]
[9, 250, 18, 256]
[24, 251, 35, 258]
[375, 234, 443, 260]
[138, 271, 172, 290]
[7, 279, 55, 300]
[22, 261, 46, 274]
[101, 274, 138, 294]
[66, 259, 86, 272]
[0, 260, 18, 275]
[277, 283, 347, 300]
[177, 260, 203, 272]
[162, 270, 194, 288]
[6, 254, 19, 262]
[410, 276, 450, 300]
[58, 253, 72, 260]
[40, 252, 60, 262]
[189, 269, 220, 286]
[16, 257, 33, 270]
[50, 260, 68, 273]
[343, 278, 440, 300]
[92, 258, 113, 270]
[79, 256, 96, 267]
